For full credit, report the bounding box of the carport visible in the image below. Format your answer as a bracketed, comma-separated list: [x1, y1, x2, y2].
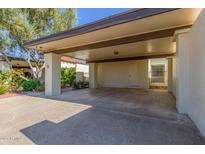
[25, 8, 205, 137]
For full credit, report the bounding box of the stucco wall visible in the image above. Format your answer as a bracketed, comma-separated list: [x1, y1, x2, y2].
[97, 60, 148, 89]
[172, 57, 177, 97]
[186, 9, 205, 136]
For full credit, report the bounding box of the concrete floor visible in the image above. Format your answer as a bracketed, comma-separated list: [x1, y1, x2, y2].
[0, 88, 204, 145]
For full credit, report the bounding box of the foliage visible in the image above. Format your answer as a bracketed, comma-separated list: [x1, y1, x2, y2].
[61, 67, 76, 87]
[0, 84, 8, 94]
[0, 8, 77, 80]
[21, 79, 45, 92]
[36, 82, 45, 92]
[0, 9, 76, 49]
[0, 69, 45, 93]
[72, 81, 89, 89]
[0, 70, 10, 83]
[10, 69, 25, 90]
[0, 69, 26, 91]
[21, 79, 40, 91]
[0, 70, 10, 94]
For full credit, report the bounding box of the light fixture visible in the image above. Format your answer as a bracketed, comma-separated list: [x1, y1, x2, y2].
[114, 51, 119, 55]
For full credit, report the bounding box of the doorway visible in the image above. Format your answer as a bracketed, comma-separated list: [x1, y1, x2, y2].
[128, 63, 139, 87]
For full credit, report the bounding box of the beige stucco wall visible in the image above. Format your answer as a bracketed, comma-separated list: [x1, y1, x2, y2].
[176, 32, 190, 114]
[97, 60, 148, 89]
[185, 9, 205, 136]
[172, 57, 177, 97]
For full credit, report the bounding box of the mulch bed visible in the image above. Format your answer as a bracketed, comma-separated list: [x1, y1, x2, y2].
[0, 92, 22, 99]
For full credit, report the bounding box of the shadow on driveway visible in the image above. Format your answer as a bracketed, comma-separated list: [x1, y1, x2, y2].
[20, 107, 205, 145]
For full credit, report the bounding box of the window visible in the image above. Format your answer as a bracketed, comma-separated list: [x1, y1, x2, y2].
[151, 65, 165, 83]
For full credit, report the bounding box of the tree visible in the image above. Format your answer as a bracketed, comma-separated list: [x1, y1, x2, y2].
[0, 8, 76, 80]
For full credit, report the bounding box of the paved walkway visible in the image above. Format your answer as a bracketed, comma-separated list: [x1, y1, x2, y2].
[0, 88, 204, 144]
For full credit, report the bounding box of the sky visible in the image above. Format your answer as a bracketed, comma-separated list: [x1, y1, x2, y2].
[76, 8, 129, 26]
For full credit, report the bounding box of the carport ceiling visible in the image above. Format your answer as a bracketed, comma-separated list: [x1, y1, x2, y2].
[62, 37, 176, 62]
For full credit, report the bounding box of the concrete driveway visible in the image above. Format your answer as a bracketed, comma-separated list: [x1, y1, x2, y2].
[0, 88, 204, 145]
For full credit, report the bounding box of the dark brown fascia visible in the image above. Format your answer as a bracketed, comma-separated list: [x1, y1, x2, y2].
[51, 25, 191, 54]
[87, 53, 175, 63]
[24, 8, 179, 47]
[12, 66, 31, 69]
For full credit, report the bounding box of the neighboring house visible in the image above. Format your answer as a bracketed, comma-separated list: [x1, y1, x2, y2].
[24, 9, 205, 137]
[61, 56, 89, 81]
[0, 55, 88, 82]
[0, 56, 35, 77]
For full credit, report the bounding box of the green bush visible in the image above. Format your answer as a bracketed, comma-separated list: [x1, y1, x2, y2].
[0, 84, 9, 94]
[0, 71, 10, 94]
[0, 69, 25, 92]
[10, 69, 24, 90]
[61, 67, 76, 87]
[36, 82, 45, 91]
[0, 70, 10, 84]
[21, 79, 40, 91]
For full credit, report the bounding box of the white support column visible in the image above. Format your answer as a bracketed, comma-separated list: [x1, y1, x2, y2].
[174, 29, 190, 113]
[89, 63, 98, 88]
[167, 58, 173, 93]
[45, 53, 61, 96]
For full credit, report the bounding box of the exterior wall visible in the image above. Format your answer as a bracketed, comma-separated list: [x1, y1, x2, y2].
[176, 32, 190, 113]
[185, 10, 205, 136]
[172, 57, 177, 97]
[97, 60, 148, 89]
[61, 61, 76, 68]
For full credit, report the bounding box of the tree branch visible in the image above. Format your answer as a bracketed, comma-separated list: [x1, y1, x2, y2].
[0, 50, 12, 69]
[26, 51, 37, 78]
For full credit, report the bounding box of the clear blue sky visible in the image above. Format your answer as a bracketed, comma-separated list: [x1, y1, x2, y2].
[76, 8, 129, 26]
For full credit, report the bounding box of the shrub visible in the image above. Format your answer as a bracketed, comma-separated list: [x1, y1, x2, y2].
[61, 67, 76, 87]
[0, 69, 25, 92]
[0, 84, 9, 94]
[10, 69, 25, 90]
[72, 81, 89, 89]
[0, 70, 10, 84]
[21, 79, 40, 91]
[0, 71, 10, 94]
[36, 82, 45, 92]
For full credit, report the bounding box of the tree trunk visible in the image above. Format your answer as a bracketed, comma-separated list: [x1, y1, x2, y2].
[26, 51, 45, 81]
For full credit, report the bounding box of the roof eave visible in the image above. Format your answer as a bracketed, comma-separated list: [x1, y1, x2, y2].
[24, 8, 179, 48]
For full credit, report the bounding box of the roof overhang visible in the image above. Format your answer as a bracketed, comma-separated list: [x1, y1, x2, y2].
[24, 8, 202, 62]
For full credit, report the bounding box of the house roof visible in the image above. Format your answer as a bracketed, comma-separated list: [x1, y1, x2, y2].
[60, 56, 85, 64]
[24, 8, 178, 47]
[24, 8, 202, 63]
